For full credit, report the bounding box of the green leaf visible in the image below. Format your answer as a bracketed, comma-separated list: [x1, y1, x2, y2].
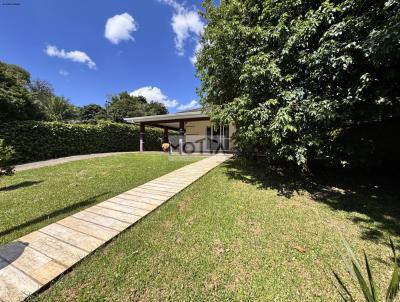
[386, 265, 399, 302]
[352, 261, 375, 302]
[389, 237, 397, 265]
[386, 238, 400, 302]
[364, 251, 378, 301]
[341, 236, 361, 279]
[332, 270, 355, 301]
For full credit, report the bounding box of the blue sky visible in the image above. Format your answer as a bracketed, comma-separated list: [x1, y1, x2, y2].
[0, 0, 206, 113]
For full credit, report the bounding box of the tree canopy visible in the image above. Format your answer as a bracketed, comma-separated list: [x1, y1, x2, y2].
[146, 101, 168, 116]
[1, 61, 166, 123]
[0, 62, 45, 121]
[80, 104, 108, 122]
[0, 63, 79, 122]
[106, 92, 168, 122]
[43, 96, 79, 121]
[29, 80, 79, 121]
[197, 0, 400, 169]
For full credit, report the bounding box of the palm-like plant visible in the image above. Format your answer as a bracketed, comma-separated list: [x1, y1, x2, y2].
[333, 237, 399, 301]
[42, 96, 79, 121]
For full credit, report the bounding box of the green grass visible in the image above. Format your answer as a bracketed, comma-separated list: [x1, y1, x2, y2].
[0, 153, 201, 245]
[31, 158, 400, 301]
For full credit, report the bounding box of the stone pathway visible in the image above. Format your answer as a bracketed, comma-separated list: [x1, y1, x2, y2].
[0, 154, 232, 301]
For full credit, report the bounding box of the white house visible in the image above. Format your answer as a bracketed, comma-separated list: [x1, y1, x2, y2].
[125, 109, 235, 154]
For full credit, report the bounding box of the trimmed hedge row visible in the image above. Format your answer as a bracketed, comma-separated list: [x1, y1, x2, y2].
[0, 121, 164, 164]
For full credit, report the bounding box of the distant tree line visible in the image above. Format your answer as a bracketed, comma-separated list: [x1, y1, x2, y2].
[0, 60, 168, 175]
[0, 61, 167, 123]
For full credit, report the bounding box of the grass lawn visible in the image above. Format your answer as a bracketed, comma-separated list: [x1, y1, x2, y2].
[31, 158, 400, 301]
[0, 153, 201, 245]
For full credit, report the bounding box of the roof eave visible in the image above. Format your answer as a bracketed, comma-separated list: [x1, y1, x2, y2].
[124, 111, 209, 124]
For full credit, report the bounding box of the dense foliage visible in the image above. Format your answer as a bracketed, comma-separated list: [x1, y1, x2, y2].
[30, 80, 79, 121]
[0, 121, 164, 164]
[1, 61, 168, 123]
[0, 139, 15, 178]
[197, 0, 400, 170]
[0, 62, 45, 121]
[42, 96, 79, 121]
[80, 104, 108, 122]
[106, 92, 168, 122]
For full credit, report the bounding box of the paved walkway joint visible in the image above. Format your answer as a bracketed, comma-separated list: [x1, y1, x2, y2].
[0, 154, 232, 301]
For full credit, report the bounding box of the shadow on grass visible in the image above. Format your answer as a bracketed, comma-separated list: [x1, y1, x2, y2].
[0, 181, 43, 192]
[0, 192, 109, 239]
[224, 157, 400, 243]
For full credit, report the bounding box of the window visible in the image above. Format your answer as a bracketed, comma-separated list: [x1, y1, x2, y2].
[207, 125, 229, 151]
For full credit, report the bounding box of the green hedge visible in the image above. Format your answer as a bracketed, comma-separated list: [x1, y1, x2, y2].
[0, 121, 164, 164]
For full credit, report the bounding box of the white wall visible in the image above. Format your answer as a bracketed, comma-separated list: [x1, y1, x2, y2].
[181, 120, 235, 152]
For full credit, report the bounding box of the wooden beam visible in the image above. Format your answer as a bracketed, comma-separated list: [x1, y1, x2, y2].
[139, 123, 145, 152]
[135, 117, 209, 124]
[179, 120, 185, 155]
[146, 124, 179, 131]
[163, 128, 169, 143]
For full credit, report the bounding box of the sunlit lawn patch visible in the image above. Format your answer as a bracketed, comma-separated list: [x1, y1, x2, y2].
[0, 153, 200, 244]
[33, 158, 400, 301]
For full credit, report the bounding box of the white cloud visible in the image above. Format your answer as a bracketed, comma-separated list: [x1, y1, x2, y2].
[130, 86, 178, 108]
[159, 0, 184, 12]
[178, 100, 199, 111]
[159, 0, 204, 56]
[59, 70, 69, 76]
[171, 11, 204, 55]
[45, 45, 96, 69]
[190, 41, 202, 65]
[105, 13, 138, 44]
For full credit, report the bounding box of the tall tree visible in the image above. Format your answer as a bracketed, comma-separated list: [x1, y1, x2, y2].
[43, 96, 79, 121]
[106, 92, 168, 121]
[30, 79, 55, 111]
[80, 104, 107, 122]
[146, 101, 168, 115]
[30, 79, 80, 121]
[197, 0, 400, 169]
[106, 92, 147, 122]
[0, 61, 45, 121]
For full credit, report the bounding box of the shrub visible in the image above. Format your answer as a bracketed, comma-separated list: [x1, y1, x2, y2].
[0, 121, 163, 164]
[333, 237, 399, 301]
[197, 0, 400, 170]
[0, 139, 15, 177]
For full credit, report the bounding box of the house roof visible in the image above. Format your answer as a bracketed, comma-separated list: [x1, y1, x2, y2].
[176, 107, 202, 113]
[124, 110, 209, 124]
